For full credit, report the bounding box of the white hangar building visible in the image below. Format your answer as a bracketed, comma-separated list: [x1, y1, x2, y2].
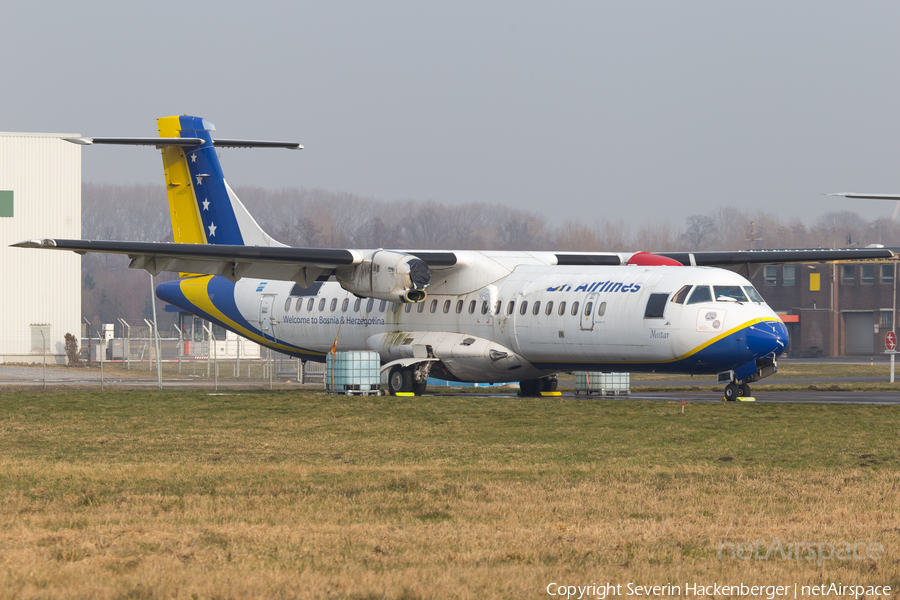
[0, 132, 81, 364]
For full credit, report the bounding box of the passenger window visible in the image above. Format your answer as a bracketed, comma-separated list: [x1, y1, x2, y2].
[295, 298, 303, 312]
[391, 302, 399, 313]
[341, 298, 349, 312]
[307, 298, 314, 311]
[494, 300, 501, 315]
[284, 298, 293, 312]
[687, 286, 712, 305]
[644, 293, 668, 318]
[507, 301, 515, 315]
[430, 299, 438, 313]
[584, 301, 593, 316]
[417, 302, 425, 313]
[456, 299, 463, 314]
[519, 301, 528, 316]
[671, 285, 691, 304]
[318, 298, 326, 311]
[481, 301, 489, 315]
[533, 301, 541, 315]
[558, 301, 567, 316]
[545, 300, 554, 315]
[379, 300, 387, 312]
[443, 300, 451, 314]
[597, 301, 606, 316]
[468, 300, 476, 314]
[405, 303, 413, 313]
[367, 298, 375, 312]
[571, 301, 579, 316]
[330, 298, 337, 312]
[354, 298, 361, 311]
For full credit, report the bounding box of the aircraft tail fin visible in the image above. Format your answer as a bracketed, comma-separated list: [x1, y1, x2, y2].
[156, 115, 288, 247]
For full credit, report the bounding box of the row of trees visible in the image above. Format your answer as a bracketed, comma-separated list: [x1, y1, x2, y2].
[82, 183, 900, 326]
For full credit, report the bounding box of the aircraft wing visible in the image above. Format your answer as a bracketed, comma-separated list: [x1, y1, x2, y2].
[11, 238, 457, 287]
[12, 239, 894, 290]
[657, 248, 894, 266]
[654, 248, 894, 279]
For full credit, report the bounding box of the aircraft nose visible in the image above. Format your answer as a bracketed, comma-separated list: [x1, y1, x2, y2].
[745, 320, 789, 360]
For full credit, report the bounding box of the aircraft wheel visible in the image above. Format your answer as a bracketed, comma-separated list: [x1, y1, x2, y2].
[541, 375, 559, 392]
[412, 380, 427, 396]
[518, 379, 541, 397]
[388, 366, 413, 395]
[723, 383, 740, 402]
[740, 383, 751, 398]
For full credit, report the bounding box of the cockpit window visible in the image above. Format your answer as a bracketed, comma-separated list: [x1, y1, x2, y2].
[671, 285, 691, 304]
[713, 285, 748, 303]
[743, 286, 764, 303]
[686, 286, 712, 305]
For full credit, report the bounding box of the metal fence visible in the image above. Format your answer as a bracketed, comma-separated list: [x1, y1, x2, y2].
[79, 334, 326, 384]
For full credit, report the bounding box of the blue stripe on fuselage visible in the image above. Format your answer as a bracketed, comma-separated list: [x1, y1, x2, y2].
[530, 319, 787, 374]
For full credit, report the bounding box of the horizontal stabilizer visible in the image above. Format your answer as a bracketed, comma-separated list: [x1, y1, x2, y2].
[827, 192, 900, 200]
[212, 139, 303, 149]
[65, 137, 302, 150]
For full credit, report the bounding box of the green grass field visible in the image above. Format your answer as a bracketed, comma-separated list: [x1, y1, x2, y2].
[1, 390, 898, 599]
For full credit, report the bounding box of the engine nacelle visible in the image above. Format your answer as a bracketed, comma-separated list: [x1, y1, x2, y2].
[335, 250, 430, 303]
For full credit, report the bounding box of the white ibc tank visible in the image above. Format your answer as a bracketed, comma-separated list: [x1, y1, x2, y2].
[325, 351, 381, 394]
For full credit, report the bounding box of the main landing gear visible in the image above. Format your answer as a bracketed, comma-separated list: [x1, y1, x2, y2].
[518, 375, 558, 397]
[387, 365, 427, 396]
[723, 382, 751, 401]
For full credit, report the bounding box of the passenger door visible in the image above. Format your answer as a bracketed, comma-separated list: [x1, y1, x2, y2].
[258, 294, 277, 342]
[580, 292, 599, 331]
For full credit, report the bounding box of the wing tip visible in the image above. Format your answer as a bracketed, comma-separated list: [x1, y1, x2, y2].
[11, 238, 55, 248]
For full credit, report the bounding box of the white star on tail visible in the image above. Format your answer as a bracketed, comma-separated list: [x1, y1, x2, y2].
[202, 198, 209, 211]
[208, 222, 217, 237]
[191, 153, 197, 163]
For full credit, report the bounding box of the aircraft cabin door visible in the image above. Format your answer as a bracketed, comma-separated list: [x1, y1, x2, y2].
[258, 294, 277, 342]
[580, 293, 599, 331]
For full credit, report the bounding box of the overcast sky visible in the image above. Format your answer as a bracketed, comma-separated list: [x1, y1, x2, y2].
[4, 1, 900, 228]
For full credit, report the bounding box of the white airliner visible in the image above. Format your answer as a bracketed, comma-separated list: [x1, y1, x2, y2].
[14, 116, 894, 399]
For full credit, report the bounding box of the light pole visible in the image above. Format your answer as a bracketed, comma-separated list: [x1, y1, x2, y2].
[173, 324, 182, 374]
[149, 273, 163, 389]
[40, 329, 46, 390]
[117, 318, 131, 370]
[83, 316, 92, 366]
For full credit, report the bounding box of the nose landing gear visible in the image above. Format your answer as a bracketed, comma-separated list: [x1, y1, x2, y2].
[719, 362, 775, 402]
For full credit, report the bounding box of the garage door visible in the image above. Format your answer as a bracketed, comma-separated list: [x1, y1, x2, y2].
[844, 312, 874, 356]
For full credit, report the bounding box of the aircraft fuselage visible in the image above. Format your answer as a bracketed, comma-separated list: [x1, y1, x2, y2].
[158, 263, 788, 384]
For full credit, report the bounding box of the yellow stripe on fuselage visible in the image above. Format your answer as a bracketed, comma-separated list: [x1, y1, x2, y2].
[157, 116, 206, 245]
[672, 316, 778, 362]
[179, 276, 324, 356]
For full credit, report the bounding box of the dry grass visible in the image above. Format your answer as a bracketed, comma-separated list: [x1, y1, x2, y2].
[0, 391, 898, 599]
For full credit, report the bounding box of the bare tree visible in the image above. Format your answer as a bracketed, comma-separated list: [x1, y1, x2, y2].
[682, 215, 717, 251]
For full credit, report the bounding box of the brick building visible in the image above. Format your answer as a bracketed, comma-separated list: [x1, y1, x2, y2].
[750, 259, 898, 357]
